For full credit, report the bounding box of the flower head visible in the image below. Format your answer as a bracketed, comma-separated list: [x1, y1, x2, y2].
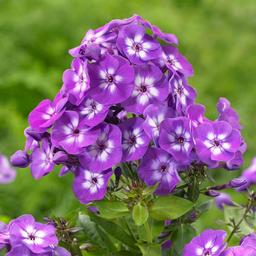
[0, 154, 16, 184]
[117, 24, 161, 64]
[159, 117, 193, 164]
[139, 148, 180, 195]
[73, 168, 112, 204]
[119, 117, 150, 162]
[183, 229, 227, 256]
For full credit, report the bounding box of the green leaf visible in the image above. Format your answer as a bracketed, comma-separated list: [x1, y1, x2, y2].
[149, 196, 194, 220]
[92, 200, 129, 219]
[138, 243, 161, 256]
[89, 213, 137, 250]
[171, 224, 196, 255]
[132, 203, 149, 226]
[142, 183, 159, 196]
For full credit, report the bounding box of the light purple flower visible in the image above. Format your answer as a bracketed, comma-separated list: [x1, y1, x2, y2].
[187, 104, 206, 128]
[8, 214, 58, 254]
[123, 64, 168, 114]
[169, 74, 197, 113]
[159, 117, 193, 164]
[52, 111, 99, 154]
[240, 233, 256, 250]
[73, 168, 112, 204]
[0, 222, 9, 249]
[28, 95, 67, 132]
[143, 104, 174, 141]
[30, 139, 55, 180]
[88, 54, 135, 104]
[0, 154, 16, 184]
[195, 121, 242, 166]
[183, 229, 227, 256]
[78, 97, 109, 127]
[159, 46, 193, 77]
[63, 58, 90, 105]
[119, 118, 150, 162]
[139, 148, 180, 195]
[214, 192, 234, 210]
[217, 98, 241, 130]
[80, 123, 122, 171]
[117, 24, 161, 65]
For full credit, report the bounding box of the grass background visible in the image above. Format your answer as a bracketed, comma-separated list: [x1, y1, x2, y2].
[0, 0, 255, 234]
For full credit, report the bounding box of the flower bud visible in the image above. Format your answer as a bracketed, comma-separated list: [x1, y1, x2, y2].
[53, 151, 69, 164]
[205, 190, 220, 197]
[10, 150, 30, 168]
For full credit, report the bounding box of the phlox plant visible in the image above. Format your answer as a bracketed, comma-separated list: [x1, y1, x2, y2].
[4, 15, 255, 255]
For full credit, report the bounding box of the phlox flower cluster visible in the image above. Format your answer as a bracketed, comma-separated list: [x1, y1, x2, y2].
[0, 214, 70, 256]
[11, 15, 244, 204]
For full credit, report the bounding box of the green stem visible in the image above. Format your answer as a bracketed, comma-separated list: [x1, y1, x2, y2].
[144, 221, 152, 244]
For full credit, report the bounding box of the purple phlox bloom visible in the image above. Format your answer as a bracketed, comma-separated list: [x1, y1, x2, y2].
[187, 104, 206, 128]
[169, 74, 197, 113]
[0, 154, 16, 184]
[24, 127, 43, 151]
[143, 104, 174, 141]
[123, 64, 168, 114]
[195, 121, 242, 166]
[78, 97, 109, 127]
[119, 117, 150, 162]
[220, 246, 256, 256]
[214, 192, 234, 210]
[88, 54, 135, 104]
[226, 151, 244, 170]
[8, 214, 58, 254]
[80, 123, 122, 171]
[159, 117, 193, 164]
[139, 148, 180, 195]
[240, 233, 256, 250]
[159, 46, 193, 77]
[73, 168, 112, 204]
[10, 150, 30, 168]
[232, 157, 256, 191]
[117, 24, 162, 64]
[52, 111, 99, 155]
[30, 139, 55, 180]
[183, 229, 227, 256]
[28, 95, 67, 132]
[63, 58, 90, 105]
[216, 98, 241, 130]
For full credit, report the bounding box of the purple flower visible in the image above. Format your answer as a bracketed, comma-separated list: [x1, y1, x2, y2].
[78, 97, 109, 127]
[73, 168, 112, 204]
[28, 95, 67, 132]
[159, 117, 193, 164]
[119, 118, 150, 162]
[220, 246, 256, 256]
[88, 54, 135, 104]
[30, 139, 55, 180]
[10, 150, 30, 168]
[183, 229, 227, 256]
[52, 111, 99, 154]
[0, 222, 9, 249]
[8, 214, 58, 254]
[160, 46, 193, 77]
[240, 233, 256, 250]
[217, 98, 241, 130]
[195, 121, 242, 166]
[139, 148, 180, 195]
[80, 123, 122, 171]
[117, 24, 161, 65]
[63, 58, 90, 105]
[143, 104, 174, 141]
[214, 192, 234, 210]
[187, 104, 206, 128]
[169, 74, 197, 113]
[123, 64, 168, 114]
[0, 154, 16, 184]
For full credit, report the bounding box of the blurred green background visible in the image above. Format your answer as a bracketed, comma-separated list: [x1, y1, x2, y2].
[0, 0, 255, 232]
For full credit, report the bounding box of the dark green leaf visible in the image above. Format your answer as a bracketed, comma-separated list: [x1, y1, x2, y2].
[149, 196, 194, 220]
[132, 203, 149, 226]
[138, 243, 161, 256]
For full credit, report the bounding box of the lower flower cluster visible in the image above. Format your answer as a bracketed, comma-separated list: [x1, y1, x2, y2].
[183, 229, 256, 256]
[0, 214, 70, 256]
